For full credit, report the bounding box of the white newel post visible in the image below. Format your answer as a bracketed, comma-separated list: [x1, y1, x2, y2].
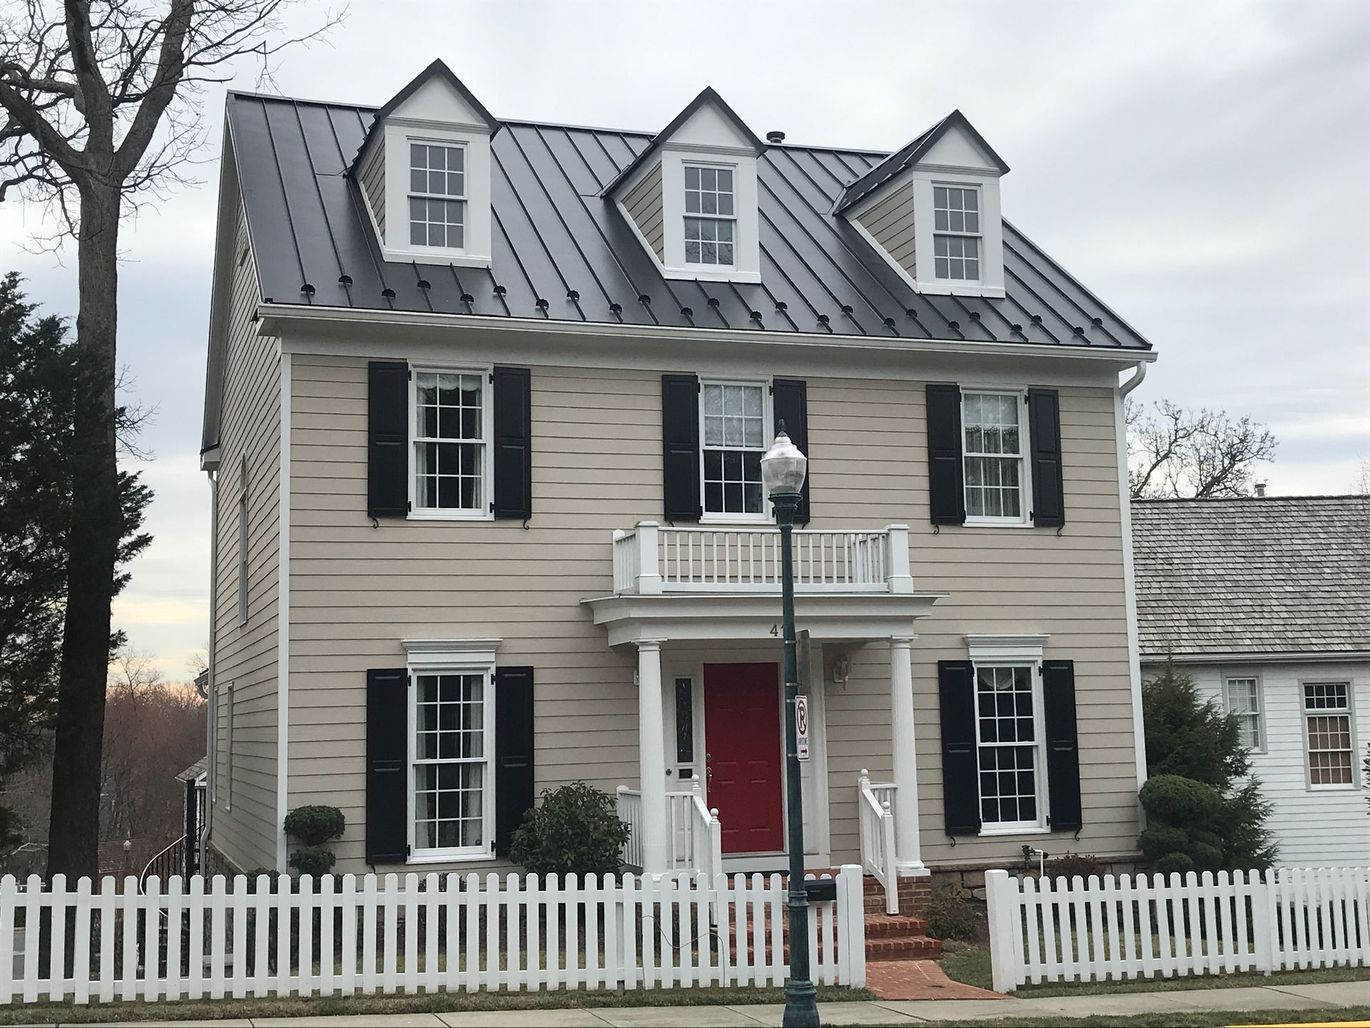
[884, 524, 914, 594]
[637, 639, 669, 875]
[889, 636, 926, 875]
[636, 521, 663, 594]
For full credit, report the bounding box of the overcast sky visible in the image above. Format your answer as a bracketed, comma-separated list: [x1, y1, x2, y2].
[2, 0, 1367, 680]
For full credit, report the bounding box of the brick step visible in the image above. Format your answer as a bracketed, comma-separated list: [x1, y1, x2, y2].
[864, 915, 929, 937]
[866, 935, 943, 961]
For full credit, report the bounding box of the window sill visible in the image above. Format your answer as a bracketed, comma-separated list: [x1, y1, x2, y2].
[962, 518, 1033, 529]
[978, 826, 1050, 838]
[913, 280, 1006, 299]
[700, 514, 775, 527]
[407, 849, 494, 865]
[408, 510, 494, 522]
[1306, 784, 1358, 793]
[380, 245, 492, 268]
[662, 266, 762, 285]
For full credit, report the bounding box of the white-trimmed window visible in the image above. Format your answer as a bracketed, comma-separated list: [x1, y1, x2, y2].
[933, 185, 981, 281]
[962, 391, 1028, 523]
[410, 369, 491, 517]
[974, 665, 1046, 830]
[1304, 682, 1355, 788]
[1224, 676, 1263, 750]
[408, 142, 466, 250]
[410, 668, 494, 856]
[700, 380, 768, 519]
[684, 164, 736, 267]
[237, 455, 249, 624]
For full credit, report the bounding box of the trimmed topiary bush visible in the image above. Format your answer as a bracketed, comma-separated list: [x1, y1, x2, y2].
[1139, 774, 1226, 874]
[283, 805, 346, 846]
[509, 782, 630, 878]
[288, 846, 337, 877]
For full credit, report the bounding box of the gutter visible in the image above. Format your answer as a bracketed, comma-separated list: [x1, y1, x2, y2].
[256, 302, 1159, 368]
[202, 468, 219, 869]
[1119, 361, 1148, 396]
[1140, 651, 1370, 666]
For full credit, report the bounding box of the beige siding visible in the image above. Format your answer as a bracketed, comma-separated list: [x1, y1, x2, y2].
[209, 205, 281, 872]
[622, 162, 664, 259]
[360, 139, 385, 235]
[287, 354, 1139, 872]
[857, 188, 916, 277]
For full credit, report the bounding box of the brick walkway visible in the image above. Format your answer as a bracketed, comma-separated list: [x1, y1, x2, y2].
[865, 957, 1007, 1001]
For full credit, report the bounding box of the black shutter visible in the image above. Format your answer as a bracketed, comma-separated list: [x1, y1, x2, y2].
[1028, 388, 1065, 529]
[925, 384, 965, 526]
[368, 361, 409, 518]
[365, 667, 409, 863]
[938, 660, 981, 835]
[492, 366, 532, 519]
[661, 374, 701, 521]
[494, 666, 535, 856]
[1043, 659, 1083, 832]
[772, 378, 811, 524]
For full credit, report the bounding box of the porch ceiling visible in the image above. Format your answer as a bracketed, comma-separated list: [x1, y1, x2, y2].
[581, 591, 946, 647]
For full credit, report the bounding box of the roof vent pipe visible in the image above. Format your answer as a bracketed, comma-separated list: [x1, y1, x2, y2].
[1254, 482, 1267, 498]
[766, 130, 786, 144]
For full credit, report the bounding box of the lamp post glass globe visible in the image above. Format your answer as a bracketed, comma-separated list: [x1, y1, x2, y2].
[761, 429, 808, 497]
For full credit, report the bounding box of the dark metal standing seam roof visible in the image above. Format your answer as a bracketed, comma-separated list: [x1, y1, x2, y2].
[225, 91, 1152, 351]
[1132, 496, 1370, 658]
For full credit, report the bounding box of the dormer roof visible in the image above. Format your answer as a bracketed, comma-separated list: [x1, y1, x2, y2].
[833, 110, 1010, 215]
[351, 59, 499, 172]
[603, 87, 764, 196]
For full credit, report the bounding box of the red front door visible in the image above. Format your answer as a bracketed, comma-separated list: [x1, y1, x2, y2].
[704, 662, 784, 854]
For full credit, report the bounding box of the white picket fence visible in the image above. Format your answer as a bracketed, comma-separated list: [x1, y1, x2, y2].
[986, 866, 1370, 992]
[0, 866, 865, 1004]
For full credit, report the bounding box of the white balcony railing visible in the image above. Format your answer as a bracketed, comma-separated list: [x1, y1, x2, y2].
[612, 522, 913, 595]
[858, 770, 898, 915]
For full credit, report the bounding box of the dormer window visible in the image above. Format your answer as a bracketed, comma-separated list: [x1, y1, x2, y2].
[933, 185, 981, 281]
[409, 142, 466, 249]
[684, 164, 736, 267]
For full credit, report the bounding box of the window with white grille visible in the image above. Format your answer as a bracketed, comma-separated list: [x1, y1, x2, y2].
[411, 370, 489, 516]
[1224, 676, 1263, 750]
[1304, 682, 1355, 788]
[684, 164, 736, 267]
[962, 391, 1027, 522]
[933, 185, 981, 281]
[974, 665, 1045, 829]
[411, 670, 493, 855]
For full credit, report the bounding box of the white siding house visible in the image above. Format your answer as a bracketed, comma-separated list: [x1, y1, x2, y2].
[1133, 496, 1370, 867]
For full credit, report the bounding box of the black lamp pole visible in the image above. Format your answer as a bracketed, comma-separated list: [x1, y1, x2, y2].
[774, 487, 820, 1028]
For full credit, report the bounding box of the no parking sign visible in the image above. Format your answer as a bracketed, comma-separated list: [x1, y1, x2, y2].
[795, 694, 810, 761]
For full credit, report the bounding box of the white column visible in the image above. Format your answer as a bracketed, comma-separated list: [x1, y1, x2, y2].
[889, 636, 927, 875]
[637, 639, 669, 875]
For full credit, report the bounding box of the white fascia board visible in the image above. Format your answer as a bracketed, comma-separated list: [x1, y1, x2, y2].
[202, 122, 247, 455]
[259, 303, 1157, 374]
[1141, 651, 1370, 666]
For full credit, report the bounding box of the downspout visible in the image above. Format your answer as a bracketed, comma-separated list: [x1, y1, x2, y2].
[1120, 360, 1147, 397]
[1114, 361, 1149, 824]
[202, 465, 219, 870]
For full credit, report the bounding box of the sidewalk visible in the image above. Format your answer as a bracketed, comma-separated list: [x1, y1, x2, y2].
[63, 978, 1370, 1027]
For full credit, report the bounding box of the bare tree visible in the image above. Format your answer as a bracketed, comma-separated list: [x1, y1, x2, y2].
[1126, 398, 1278, 499]
[1, 0, 336, 878]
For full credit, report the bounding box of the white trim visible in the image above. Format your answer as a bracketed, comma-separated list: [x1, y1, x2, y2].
[910, 167, 1005, 296]
[407, 364, 495, 521]
[258, 302, 1158, 370]
[969, 659, 1050, 835]
[960, 387, 1032, 527]
[275, 353, 291, 870]
[660, 146, 761, 282]
[403, 638, 502, 668]
[236, 454, 249, 625]
[225, 684, 235, 813]
[406, 662, 498, 861]
[1115, 385, 1148, 788]
[965, 634, 1049, 664]
[379, 121, 493, 266]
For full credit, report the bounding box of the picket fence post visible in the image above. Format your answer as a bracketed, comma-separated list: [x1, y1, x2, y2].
[836, 865, 865, 988]
[985, 869, 1021, 993]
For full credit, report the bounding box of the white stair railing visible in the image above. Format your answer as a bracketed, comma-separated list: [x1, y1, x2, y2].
[858, 770, 898, 915]
[617, 782, 722, 883]
[615, 786, 643, 870]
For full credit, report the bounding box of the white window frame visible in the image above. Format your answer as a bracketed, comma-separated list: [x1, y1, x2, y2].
[931, 182, 983, 283]
[237, 454, 249, 624]
[657, 147, 761, 283]
[967, 635, 1050, 836]
[682, 162, 738, 270]
[224, 684, 234, 812]
[697, 377, 773, 525]
[961, 388, 1033, 528]
[405, 138, 468, 252]
[407, 365, 495, 522]
[1223, 674, 1265, 753]
[403, 639, 502, 863]
[1302, 680, 1357, 792]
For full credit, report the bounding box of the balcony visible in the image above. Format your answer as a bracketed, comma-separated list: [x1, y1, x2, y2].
[611, 522, 914, 596]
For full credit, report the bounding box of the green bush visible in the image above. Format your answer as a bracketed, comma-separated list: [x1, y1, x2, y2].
[509, 782, 630, 879]
[1139, 774, 1227, 873]
[926, 885, 983, 943]
[288, 846, 337, 877]
[1042, 851, 1107, 881]
[283, 805, 346, 846]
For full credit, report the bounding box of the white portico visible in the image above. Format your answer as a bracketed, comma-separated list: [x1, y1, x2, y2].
[584, 521, 943, 899]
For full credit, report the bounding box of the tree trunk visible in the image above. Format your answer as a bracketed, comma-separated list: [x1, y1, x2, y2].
[46, 183, 123, 881]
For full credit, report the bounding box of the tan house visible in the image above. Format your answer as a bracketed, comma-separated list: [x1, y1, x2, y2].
[199, 61, 1155, 901]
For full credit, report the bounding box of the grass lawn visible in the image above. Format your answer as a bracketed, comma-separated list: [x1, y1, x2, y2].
[940, 938, 1370, 998]
[0, 984, 871, 1025]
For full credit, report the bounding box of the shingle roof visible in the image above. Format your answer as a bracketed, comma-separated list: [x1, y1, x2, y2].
[1132, 496, 1370, 658]
[224, 91, 1151, 350]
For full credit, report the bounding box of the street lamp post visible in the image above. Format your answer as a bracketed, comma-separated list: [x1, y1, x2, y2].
[761, 427, 820, 1028]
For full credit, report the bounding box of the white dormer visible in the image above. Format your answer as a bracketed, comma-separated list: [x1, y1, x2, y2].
[838, 111, 1009, 298]
[608, 89, 763, 284]
[353, 61, 499, 267]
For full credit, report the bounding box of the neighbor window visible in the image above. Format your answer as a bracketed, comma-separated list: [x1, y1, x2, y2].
[411, 669, 493, 855]
[684, 164, 735, 266]
[411, 370, 488, 515]
[1304, 682, 1354, 788]
[962, 391, 1026, 522]
[408, 142, 466, 249]
[1224, 676, 1263, 750]
[933, 185, 981, 281]
[700, 381, 767, 518]
[974, 665, 1045, 830]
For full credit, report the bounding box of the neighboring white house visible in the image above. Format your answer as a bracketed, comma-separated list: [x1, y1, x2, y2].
[1133, 495, 1370, 866]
